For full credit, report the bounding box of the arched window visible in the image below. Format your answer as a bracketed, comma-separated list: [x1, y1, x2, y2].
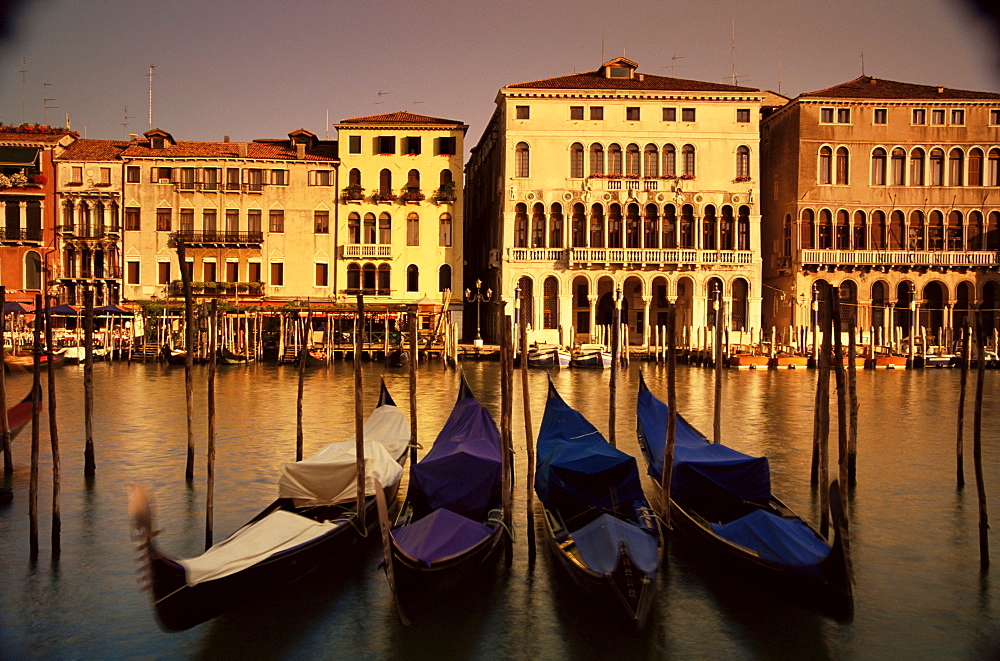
[910, 148, 925, 185]
[438, 264, 452, 292]
[680, 204, 695, 248]
[702, 205, 717, 250]
[737, 206, 751, 251]
[968, 210, 984, 250]
[987, 211, 1000, 249]
[731, 279, 749, 331]
[543, 276, 558, 329]
[736, 146, 750, 179]
[590, 204, 605, 248]
[439, 213, 452, 246]
[590, 143, 605, 176]
[889, 210, 905, 250]
[871, 211, 886, 250]
[909, 210, 925, 250]
[783, 214, 792, 256]
[947, 210, 963, 250]
[990, 149, 1000, 186]
[348, 168, 361, 187]
[836, 147, 849, 184]
[625, 203, 640, 248]
[949, 148, 964, 186]
[643, 204, 658, 249]
[681, 144, 695, 175]
[570, 143, 584, 178]
[531, 202, 546, 248]
[853, 210, 867, 249]
[515, 142, 530, 178]
[662, 205, 677, 249]
[800, 209, 815, 249]
[891, 148, 906, 185]
[836, 209, 850, 249]
[439, 169, 453, 186]
[377, 264, 391, 294]
[406, 212, 419, 246]
[407, 169, 420, 193]
[969, 148, 984, 186]
[62, 200, 73, 228]
[362, 263, 376, 291]
[662, 144, 676, 176]
[549, 203, 563, 248]
[818, 209, 833, 249]
[819, 146, 832, 184]
[379, 169, 392, 196]
[625, 144, 640, 177]
[644, 144, 659, 178]
[518, 276, 534, 329]
[871, 148, 887, 185]
[721, 206, 735, 250]
[514, 203, 528, 248]
[347, 263, 361, 290]
[379, 213, 391, 244]
[348, 213, 361, 244]
[363, 212, 376, 244]
[928, 210, 944, 250]
[608, 204, 623, 248]
[406, 264, 419, 292]
[608, 144, 623, 175]
[571, 203, 586, 247]
[929, 148, 945, 186]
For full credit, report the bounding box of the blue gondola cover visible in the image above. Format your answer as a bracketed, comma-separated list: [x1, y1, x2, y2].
[711, 510, 831, 576]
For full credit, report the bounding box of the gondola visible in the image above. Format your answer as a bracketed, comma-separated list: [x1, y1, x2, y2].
[527, 345, 571, 368]
[5, 384, 42, 439]
[160, 346, 189, 365]
[635, 373, 853, 620]
[570, 344, 611, 369]
[534, 380, 662, 628]
[384, 376, 506, 601]
[4, 349, 65, 371]
[219, 347, 252, 364]
[128, 379, 410, 632]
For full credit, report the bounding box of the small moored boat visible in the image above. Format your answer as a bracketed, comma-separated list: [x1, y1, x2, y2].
[527, 345, 571, 368]
[570, 344, 611, 369]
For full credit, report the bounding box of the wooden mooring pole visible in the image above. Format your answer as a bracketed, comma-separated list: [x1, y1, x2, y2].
[973, 308, 989, 571]
[44, 290, 61, 555]
[1, 286, 11, 474]
[714, 292, 723, 444]
[29, 294, 42, 559]
[205, 300, 218, 551]
[296, 312, 307, 462]
[609, 287, 620, 448]
[354, 295, 366, 534]
[662, 302, 677, 532]
[500, 314, 514, 566]
[818, 286, 832, 537]
[847, 314, 859, 487]
[177, 241, 195, 482]
[956, 324, 970, 489]
[519, 313, 536, 563]
[831, 293, 848, 514]
[408, 312, 418, 467]
[83, 288, 95, 477]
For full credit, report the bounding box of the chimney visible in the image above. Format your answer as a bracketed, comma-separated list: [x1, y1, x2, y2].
[296, 143, 306, 159]
[223, 135, 230, 142]
[238, 142, 248, 158]
[129, 133, 138, 145]
[937, 87, 944, 93]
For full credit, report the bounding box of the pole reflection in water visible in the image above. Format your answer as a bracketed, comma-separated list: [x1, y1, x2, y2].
[0, 360, 998, 658]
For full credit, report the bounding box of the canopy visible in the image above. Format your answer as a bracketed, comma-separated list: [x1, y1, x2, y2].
[34, 304, 79, 316]
[637, 378, 771, 509]
[277, 439, 402, 506]
[0, 146, 39, 167]
[3, 301, 31, 314]
[535, 383, 645, 525]
[391, 508, 494, 567]
[408, 386, 502, 520]
[712, 510, 831, 576]
[574, 512, 660, 574]
[93, 304, 133, 316]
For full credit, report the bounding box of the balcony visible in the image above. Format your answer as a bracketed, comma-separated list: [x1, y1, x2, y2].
[58, 224, 120, 239]
[342, 244, 393, 259]
[506, 246, 755, 267]
[168, 281, 264, 298]
[800, 249, 1000, 268]
[0, 227, 44, 243]
[172, 230, 263, 247]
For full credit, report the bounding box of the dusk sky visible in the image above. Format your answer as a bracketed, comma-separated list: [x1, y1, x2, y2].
[1, 0, 997, 149]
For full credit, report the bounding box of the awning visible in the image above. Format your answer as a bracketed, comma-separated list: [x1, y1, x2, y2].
[0, 146, 40, 168]
[3, 301, 31, 314]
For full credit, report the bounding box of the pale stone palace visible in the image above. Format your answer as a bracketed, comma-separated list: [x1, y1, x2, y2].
[0, 59, 997, 344]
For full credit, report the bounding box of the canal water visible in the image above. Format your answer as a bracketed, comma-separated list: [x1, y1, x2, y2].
[0, 360, 998, 659]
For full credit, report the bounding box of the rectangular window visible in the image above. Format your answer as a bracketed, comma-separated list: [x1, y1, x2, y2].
[203, 209, 217, 233]
[590, 106, 604, 120]
[125, 207, 140, 231]
[820, 108, 834, 123]
[315, 263, 329, 287]
[156, 208, 171, 231]
[405, 136, 421, 155]
[270, 169, 287, 185]
[204, 167, 220, 191]
[157, 262, 170, 285]
[203, 261, 217, 283]
[931, 109, 945, 125]
[873, 108, 887, 124]
[349, 135, 361, 154]
[991, 109, 1000, 125]
[226, 168, 240, 190]
[225, 261, 239, 282]
[99, 167, 111, 185]
[912, 108, 926, 124]
[681, 108, 696, 122]
[625, 107, 640, 121]
[126, 261, 140, 285]
[156, 166, 172, 182]
[247, 209, 262, 233]
[837, 108, 851, 123]
[570, 106, 584, 120]
[248, 262, 261, 283]
[179, 209, 194, 232]
[314, 210, 329, 233]
[516, 105, 530, 119]
[269, 210, 284, 232]
[437, 136, 456, 156]
[126, 166, 140, 183]
[736, 108, 751, 123]
[70, 166, 83, 184]
[951, 109, 965, 125]
[377, 136, 395, 154]
[225, 209, 239, 232]
[312, 170, 332, 186]
[270, 262, 284, 286]
[662, 107, 676, 122]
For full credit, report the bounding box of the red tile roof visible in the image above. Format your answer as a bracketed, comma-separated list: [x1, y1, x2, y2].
[336, 111, 466, 127]
[800, 76, 1000, 100]
[0, 130, 75, 145]
[505, 69, 758, 93]
[56, 139, 129, 161]
[121, 139, 337, 161]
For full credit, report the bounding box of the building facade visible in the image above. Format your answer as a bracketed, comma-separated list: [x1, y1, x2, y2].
[333, 111, 466, 316]
[466, 58, 765, 346]
[760, 76, 1000, 342]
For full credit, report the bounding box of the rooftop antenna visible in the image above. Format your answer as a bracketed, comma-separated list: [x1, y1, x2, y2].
[730, 20, 738, 85]
[20, 56, 28, 123]
[123, 106, 135, 138]
[777, 40, 783, 96]
[43, 98, 57, 126]
[376, 91, 388, 113]
[861, 52, 865, 76]
[148, 64, 158, 130]
[668, 54, 685, 77]
[412, 101, 424, 113]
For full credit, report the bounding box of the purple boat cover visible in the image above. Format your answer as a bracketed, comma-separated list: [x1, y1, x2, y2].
[711, 510, 831, 576]
[408, 396, 502, 520]
[392, 508, 494, 567]
[573, 512, 660, 574]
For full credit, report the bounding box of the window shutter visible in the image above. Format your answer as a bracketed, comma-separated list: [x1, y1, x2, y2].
[171, 168, 181, 183]
[150, 167, 157, 182]
[308, 170, 315, 186]
[194, 168, 204, 184]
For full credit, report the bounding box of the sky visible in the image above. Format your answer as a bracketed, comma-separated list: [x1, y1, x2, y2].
[0, 0, 997, 151]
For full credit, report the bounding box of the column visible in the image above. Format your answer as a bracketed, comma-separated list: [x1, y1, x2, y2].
[587, 295, 597, 344]
[641, 296, 651, 348]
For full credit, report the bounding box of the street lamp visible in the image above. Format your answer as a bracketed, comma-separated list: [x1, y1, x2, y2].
[465, 278, 491, 347]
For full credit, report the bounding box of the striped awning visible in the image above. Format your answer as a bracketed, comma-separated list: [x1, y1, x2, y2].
[0, 146, 40, 167]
